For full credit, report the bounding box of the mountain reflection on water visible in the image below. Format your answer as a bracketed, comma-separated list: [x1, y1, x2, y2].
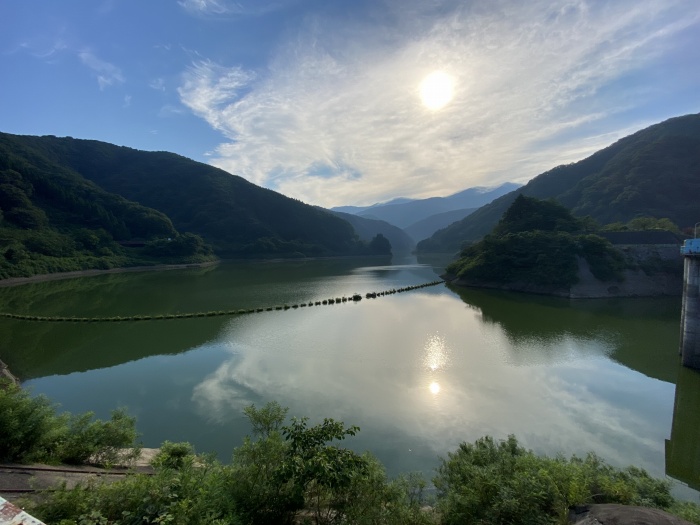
[451, 286, 700, 496]
[0, 259, 697, 499]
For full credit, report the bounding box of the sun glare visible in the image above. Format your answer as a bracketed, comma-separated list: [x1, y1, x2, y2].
[419, 71, 454, 110]
[429, 381, 441, 395]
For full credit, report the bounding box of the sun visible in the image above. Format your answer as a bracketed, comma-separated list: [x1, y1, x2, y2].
[419, 71, 454, 110]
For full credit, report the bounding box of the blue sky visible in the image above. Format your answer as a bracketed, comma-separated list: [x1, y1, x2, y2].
[2, 0, 699, 207]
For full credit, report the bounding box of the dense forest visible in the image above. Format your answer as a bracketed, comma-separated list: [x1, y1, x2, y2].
[418, 113, 700, 254]
[0, 133, 390, 279]
[0, 134, 216, 278]
[444, 195, 626, 291]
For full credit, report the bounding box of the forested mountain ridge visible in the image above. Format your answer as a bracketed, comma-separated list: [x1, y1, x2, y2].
[0, 133, 365, 267]
[417, 113, 700, 254]
[0, 134, 176, 240]
[0, 133, 219, 279]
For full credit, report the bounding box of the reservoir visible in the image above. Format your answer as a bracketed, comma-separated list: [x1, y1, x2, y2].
[1, 256, 698, 499]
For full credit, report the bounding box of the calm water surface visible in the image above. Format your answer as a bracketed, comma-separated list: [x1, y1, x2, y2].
[1, 257, 698, 499]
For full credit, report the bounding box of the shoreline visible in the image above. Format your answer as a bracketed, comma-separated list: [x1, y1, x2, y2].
[0, 253, 399, 289]
[0, 358, 20, 385]
[0, 260, 221, 289]
[443, 269, 683, 299]
[442, 247, 684, 299]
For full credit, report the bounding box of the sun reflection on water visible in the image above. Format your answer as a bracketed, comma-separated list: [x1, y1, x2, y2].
[423, 332, 451, 397]
[423, 332, 450, 371]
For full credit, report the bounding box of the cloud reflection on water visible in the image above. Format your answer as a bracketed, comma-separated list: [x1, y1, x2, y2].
[190, 291, 673, 477]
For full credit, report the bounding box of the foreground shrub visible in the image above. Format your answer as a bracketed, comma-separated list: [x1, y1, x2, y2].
[30, 402, 431, 525]
[151, 440, 196, 470]
[33, 457, 239, 525]
[57, 408, 141, 466]
[0, 379, 139, 465]
[0, 380, 61, 462]
[433, 435, 678, 525]
[14, 397, 699, 525]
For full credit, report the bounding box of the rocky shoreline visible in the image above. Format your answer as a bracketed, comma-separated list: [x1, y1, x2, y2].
[0, 359, 20, 385]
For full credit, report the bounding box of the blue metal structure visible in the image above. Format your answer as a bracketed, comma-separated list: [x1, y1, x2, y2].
[681, 238, 700, 256]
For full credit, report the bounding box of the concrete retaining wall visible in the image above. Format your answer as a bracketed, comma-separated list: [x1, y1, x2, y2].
[681, 256, 700, 369]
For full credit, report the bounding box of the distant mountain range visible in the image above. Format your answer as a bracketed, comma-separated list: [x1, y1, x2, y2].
[417, 113, 700, 254]
[404, 207, 477, 243]
[333, 183, 519, 230]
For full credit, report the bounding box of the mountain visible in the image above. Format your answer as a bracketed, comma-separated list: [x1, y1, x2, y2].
[417, 113, 700, 254]
[0, 133, 220, 279]
[404, 207, 477, 243]
[332, 183, 520, 229]
[332, 205, 370, 215]
[329, 211, 415, 254]
[0, 133, 373, 278]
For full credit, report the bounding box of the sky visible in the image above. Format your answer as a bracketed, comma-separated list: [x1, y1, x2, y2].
[1, 0, 699, 208]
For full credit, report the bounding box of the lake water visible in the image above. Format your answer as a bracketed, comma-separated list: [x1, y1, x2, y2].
[1, 257, 698, 500]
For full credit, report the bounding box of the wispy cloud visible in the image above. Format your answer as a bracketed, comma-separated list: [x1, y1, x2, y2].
[179, 0, 228, 15]
[179, 0, 700, 206]
[79, 50, 124, 89]
[149, 78, 166, 91]
[178, 0, 296, 17]
[158, 104, 185, 117]
[123, 94, 132, 108]
[7, 38, 67, 60]
[179, 60, 255, 129]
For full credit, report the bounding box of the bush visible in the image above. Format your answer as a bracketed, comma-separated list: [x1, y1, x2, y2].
[57, 408, 141, 466]
[33, 458, 239, 525]
[20, 402, 700, 525]
[433, 435, 678, 525]
[152, 440, 196, 469]
[31, 402, 433, 525]
[0, 379, 139, 465]
[0, 380, 63, 463]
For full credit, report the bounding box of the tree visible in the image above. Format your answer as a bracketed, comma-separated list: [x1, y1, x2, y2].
[493, 194, 582, 236]
[369, 233, 392, 255]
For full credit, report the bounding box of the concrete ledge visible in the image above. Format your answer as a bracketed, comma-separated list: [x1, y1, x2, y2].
[570, 504, 693, 525]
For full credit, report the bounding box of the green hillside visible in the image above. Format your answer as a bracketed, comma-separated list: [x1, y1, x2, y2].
[0, 134, 215, 279]
[444, 195, 625, 291]
[0, 133, 366, 278]
[6, 133, 362, 257]
[417, 113, 700, 254]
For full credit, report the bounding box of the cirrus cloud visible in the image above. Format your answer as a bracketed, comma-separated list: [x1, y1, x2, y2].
[179, 0, 700, 207]
[79, 50, 125, 90]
